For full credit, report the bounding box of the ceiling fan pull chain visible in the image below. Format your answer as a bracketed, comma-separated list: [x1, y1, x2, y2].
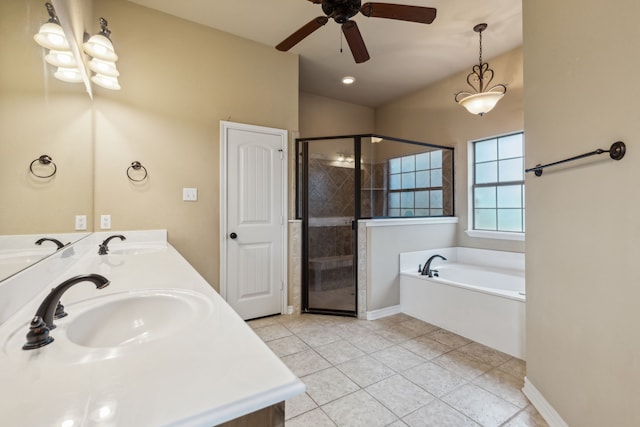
[339, 27, 343, 53]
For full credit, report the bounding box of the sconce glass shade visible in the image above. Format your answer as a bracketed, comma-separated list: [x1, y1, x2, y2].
[91, 74, 121, 90]
[457, 91, 505, 116]
[54, 67, 84, 83]
[34, 22, 70, 50]
[83, 34, 118, 62]
[88, 59, 120, 77]
[45, 50, 77, 68]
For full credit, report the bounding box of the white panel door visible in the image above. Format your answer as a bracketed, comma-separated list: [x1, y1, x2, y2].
[222, 122, 286, 320]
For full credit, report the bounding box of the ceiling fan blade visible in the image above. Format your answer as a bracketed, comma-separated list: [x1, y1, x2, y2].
[276, 16, 329, 51]
[342, 20, 370, 64]
[360, 2, 437, 24]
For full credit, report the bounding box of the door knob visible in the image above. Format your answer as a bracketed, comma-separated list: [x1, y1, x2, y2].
[229, 232, 238, 239]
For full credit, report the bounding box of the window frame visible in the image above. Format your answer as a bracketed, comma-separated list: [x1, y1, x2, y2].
[469, 132, 526, 238]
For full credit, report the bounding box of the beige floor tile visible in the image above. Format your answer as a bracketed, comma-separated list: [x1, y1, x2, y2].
[398, 318, 440, 335]
[400, 335, 453, 360]
[322, 390, 398, 427]
[297, 328, 343, 347]
[253, 323, 293, 342]
[334, 322, 376, 340]
[457, 342, 513, 367]
[267, 335, 310, 357]
[315, 340, 365, 365]
[281, 349, 331, 377]
[497, 357, 527, 379]
[303, 367, 360, 405]
[349, 332, 394, 353]
[246, 315, 280, 329]
[386, 421, 408, 427]
[371, 346, 427, 372]
[402, 362, 467, 397]
[432, 350, 493, 380]
[442, 383, 521, 427]
[502, 406, 550, 427]
[402, 399, 480, 427]
[376, 324, 423, 344]
[426, 329, 472, 348]
[473, 368, 529, 408]
[366, 374, 435, 418]
[337, 355, 396, 387]
[285, 392, 318, 420]
[286, 407, 336, 427]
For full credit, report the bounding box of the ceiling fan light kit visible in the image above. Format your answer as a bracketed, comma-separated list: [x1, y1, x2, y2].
[276, 0, 437, 64]
[455, 23, 507, 116]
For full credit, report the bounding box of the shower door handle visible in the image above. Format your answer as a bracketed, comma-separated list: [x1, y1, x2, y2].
[229, 232, 238, 239]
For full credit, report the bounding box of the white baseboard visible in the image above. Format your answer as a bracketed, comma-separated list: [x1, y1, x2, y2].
[366, 305, 402, 320]
[522, 377, 569, 427]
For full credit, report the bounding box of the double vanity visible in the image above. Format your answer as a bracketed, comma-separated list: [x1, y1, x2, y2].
[0, 230, 304, 426]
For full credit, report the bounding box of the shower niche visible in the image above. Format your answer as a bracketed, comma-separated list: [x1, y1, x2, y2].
[297, 135, 454, 316]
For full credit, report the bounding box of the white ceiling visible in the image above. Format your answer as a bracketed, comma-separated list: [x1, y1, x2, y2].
[127, 0, 522, 107]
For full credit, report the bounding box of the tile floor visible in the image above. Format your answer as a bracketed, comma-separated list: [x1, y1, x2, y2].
[248, 313, 549, 427]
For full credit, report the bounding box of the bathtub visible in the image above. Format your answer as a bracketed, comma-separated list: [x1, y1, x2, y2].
[399, 247, 525, 359]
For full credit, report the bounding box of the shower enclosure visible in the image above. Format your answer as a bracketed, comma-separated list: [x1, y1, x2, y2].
[297, 135, 454, 317]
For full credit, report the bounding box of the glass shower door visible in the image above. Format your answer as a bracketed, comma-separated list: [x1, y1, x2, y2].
[302, 138, 357, 315]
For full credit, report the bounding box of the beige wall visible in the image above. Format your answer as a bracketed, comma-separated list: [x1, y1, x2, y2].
[524, 1, 640, 426]
[299, 92, 375, 137]
[375, 46, 525, 253]
[92, 0, 299, 289]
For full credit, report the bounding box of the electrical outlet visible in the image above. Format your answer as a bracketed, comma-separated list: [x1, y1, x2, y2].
[100, 214, 111, 230]
[75, 215, 87, 230]
[183, 187, 198, 201]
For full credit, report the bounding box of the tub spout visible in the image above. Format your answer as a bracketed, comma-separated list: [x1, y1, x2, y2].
[421, 255, 447, 277]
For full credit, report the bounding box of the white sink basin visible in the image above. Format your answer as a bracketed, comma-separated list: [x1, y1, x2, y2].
[65, 290, 212, 348]
[107, 243, 166, 256]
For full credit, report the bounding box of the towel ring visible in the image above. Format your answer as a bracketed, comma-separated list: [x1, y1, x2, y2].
[127, 161, 148, 182]
[29, 155, 57, 179]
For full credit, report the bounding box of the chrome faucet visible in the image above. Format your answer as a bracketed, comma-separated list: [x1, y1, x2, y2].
[98, 234, 126, 255]
[421, 254, 447, 277]
[35, 237, 66, 250]
[23, 274, 110, 350]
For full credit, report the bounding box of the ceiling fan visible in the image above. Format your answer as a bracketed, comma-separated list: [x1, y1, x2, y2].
[276, 0, 437, 63]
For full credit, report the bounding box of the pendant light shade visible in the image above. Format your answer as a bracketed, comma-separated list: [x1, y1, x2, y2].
[88, 58, 120, 77]
[33, 3, 70, 50]
[91, 74, 121, 91]
[45, 50, 77, 68]
[83, 18, 118, 62]
[54, 67, 84, 83]
[454, 23, 507, 116]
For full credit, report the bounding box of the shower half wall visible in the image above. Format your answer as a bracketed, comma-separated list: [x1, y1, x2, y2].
[297, 135, 454, 317]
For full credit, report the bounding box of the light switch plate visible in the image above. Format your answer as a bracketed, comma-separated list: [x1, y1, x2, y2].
[183, 187, 198, 201]
[75, 215, 87, 230]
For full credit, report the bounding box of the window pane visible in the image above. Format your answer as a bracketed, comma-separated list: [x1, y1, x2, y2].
[497, 185, 522, 208]
[388, 192, 400, 208]
[475, 139, 497, 162]
[498, 209, 523, 232]
[388, 208, 400, 217]
[498, 134, 523, 159]
[401, 192, 414, 208]
[415, 171, 430, 188]
[415, 209, 429, 216]
[475, 209, 497, 230]
[430, 209, 443, 216]
[389, 158, 401, 174]
[415, 153, 429, 170]
[389, 174, 401, 190]
[474, 187, 496, 208]
[415, 191, 429, 208]
[476, 161, 498, 184]
[431, 169, 442, 187]
[403, 209, 414, 217]
[401, 172, 415, 189]
[498, 158, 523, 182]
[431, 150, 442, 168]
[401, 156, 415, 172]
[430, 190, 443, 208]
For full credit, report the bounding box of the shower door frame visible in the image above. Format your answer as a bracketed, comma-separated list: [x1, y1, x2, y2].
[298, 135, 362, 317]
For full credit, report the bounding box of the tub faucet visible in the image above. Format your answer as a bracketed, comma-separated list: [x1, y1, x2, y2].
[23, 274, 110, 350]
[98, 234, 126, 255]
[35, 237, 66, 250]
[421, 254, 447, 277]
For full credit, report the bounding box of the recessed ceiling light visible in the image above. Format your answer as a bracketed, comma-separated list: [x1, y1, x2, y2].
[342, 76, 355, 85]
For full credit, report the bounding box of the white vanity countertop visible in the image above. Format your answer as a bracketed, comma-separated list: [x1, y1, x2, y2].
[0, 231, 304, 426]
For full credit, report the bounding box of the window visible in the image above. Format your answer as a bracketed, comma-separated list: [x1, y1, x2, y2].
[388, 150, 444, 217]
[472, 132, 524, 233]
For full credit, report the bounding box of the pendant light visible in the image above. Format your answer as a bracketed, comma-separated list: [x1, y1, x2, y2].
[33, 3, 69, 51]
[83, 18, 120, 90]
[454, 23, 507, 116]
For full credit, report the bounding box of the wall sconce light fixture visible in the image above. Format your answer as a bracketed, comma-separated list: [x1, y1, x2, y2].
[83, 18, 120, 90]
[454, 23, 507, 116]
